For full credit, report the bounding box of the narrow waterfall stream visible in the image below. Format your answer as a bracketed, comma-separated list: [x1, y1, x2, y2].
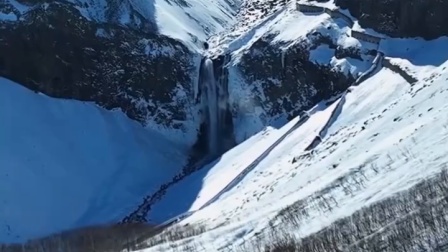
[196, 54, 234, 158]
[202, 58, 220, 156]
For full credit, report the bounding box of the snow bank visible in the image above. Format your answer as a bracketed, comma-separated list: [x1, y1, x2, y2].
[0, 78, 189, 243]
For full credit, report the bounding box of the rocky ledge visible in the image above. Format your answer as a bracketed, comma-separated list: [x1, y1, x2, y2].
[237, 34, 355, 122]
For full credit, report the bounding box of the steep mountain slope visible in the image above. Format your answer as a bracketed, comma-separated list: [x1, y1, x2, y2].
[1, 0, 448, 250]
[0, 77, 189, 243]
[0, 0, 244, 244]
[127, 1, 448, 251]
[0, 0, 240, 148]
[209, 0, 373, 142]
[137, 46, 448, 252]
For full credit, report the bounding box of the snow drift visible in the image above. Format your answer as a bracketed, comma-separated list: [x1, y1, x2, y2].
[0, 77, 189, 243]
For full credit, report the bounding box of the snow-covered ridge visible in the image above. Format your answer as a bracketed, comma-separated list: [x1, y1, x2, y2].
[150, 0, 240, 50]
[1, 0, 240, 51]
[0, 77, 189, 243]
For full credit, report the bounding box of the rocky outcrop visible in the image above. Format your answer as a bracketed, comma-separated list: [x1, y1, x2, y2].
[238, 35, 354, 121]
[236, 2, 383, 125]
[335, 0, 448, 39]
[0, 1, 198, 134]
[382, 58, 418, 85]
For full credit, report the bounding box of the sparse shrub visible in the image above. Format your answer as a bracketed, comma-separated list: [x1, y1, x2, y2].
[0, 222, 161, 252]
[237, 168, 448, 252]
[137, 222, 208, 250]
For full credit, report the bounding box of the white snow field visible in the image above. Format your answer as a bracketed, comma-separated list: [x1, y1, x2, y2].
[0, 78, 189, 243]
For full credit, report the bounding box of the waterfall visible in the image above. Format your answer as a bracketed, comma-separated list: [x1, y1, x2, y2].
[281, 50, 285, 69]
[202, 58, 220, 156]
[195, 54, 234, 158]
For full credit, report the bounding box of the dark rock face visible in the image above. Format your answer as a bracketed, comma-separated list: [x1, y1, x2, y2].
[239, 35, 354, 121]
[0, 2, 196, 129]
[335, 0, 448, 39]
[335, 46, 363, 61]
[14, 0, 158, 32]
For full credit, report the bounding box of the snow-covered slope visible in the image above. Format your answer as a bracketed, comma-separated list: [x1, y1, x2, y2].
[0, 78, 189, 243]
[209, 1, 378, 143]
[2, 0, 448, 250]
[209, 0, 448, 146]
[139, 55, 448, 252]
[133, 4, 448, 246]
[152, 0, 239, 50]
[0, 0, 240, 51]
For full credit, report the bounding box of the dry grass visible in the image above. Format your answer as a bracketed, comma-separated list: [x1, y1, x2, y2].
[234, 168, 448, 252]
[0, 222, 162, 252]
[136, 223, 208, 250]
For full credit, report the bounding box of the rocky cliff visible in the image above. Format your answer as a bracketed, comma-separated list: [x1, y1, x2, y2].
[335, 0, 448, 39]
[0, 0, 239, 148]
[1, 2, 194, 125]
[238, 35, 354, 122]
[0, 0, 373, 155]
[0, 0, 358, 157]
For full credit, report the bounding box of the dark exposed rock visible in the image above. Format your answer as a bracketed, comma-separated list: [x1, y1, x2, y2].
[309, 33, 337, 50]
[0, 2, 196, 129]
[335, 0, 448, 39]
[15, 0, 158, 32]
[239, 35, 354, 121]
[335, 46, 363, 61]
[203, 42, 209, 50]
[382, 58, 418, 85]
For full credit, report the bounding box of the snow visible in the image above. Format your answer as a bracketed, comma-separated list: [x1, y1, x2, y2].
[227, 66, 268, 143]
[3, 0, 448, 250]
[1, 0, 237, 50]
[63, 0, 239, 51]
[1, 0, 29, 21]
[309, 45, 334, 64]
[0, 12, 17, 21]
[0, 78, 189, 243]
[380, 37, 448, 67]
[137, 43, 448, 252]
[154, 0, 239, 50]
[309, 45, 370, 76]
[216, 3, 376, 143]
[4, 0, 30, 14]
[271, 11, 330, 43]
[147, 115, 301, 222]
[95, 28, 110, 38]
[141, 5, 448, 250]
